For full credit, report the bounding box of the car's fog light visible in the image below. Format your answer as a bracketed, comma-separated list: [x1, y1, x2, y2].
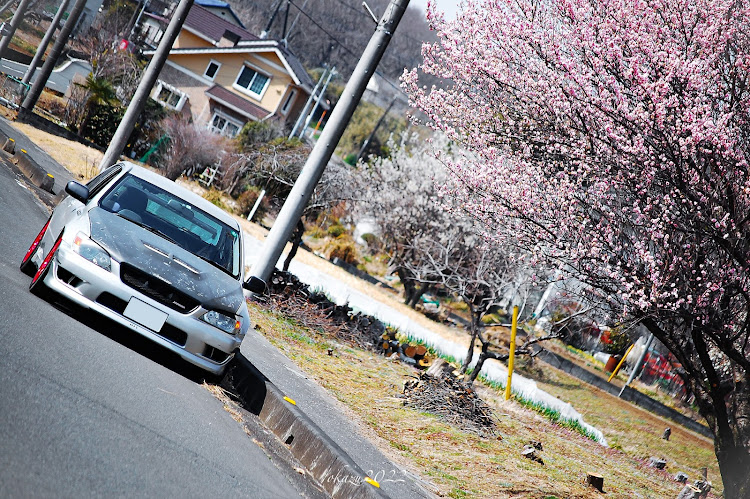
[73, 232, 111, 271]
[202, 310, 241, 335]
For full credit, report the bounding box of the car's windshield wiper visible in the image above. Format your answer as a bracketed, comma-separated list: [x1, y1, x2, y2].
[116, 212, 179, 245]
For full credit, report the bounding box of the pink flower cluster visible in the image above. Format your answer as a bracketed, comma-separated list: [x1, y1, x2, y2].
[403, 0, 750, 331]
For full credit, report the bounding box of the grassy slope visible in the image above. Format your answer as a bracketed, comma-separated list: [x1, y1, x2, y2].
[248, 302, 719, 499]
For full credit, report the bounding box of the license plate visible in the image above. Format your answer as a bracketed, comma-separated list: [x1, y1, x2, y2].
[124, 298, 168, 332]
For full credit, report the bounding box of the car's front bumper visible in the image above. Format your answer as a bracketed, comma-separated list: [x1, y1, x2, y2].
[42, 244, 244, 375]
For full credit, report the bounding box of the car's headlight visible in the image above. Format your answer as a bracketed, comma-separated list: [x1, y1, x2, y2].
[202, 310, 241, 335]
[73, 232, 111, 271]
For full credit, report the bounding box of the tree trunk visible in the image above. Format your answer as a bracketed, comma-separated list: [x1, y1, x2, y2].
[407, 284, 431, 308]
[395, 267, 417, 306]
[282, 220, 304, 271]
[585, 473, 604, 492]
[461, 306, 481, 373]
[468, 350, 488, 385]
[641, 318, 750, 499]
[713, 409, 750, 499]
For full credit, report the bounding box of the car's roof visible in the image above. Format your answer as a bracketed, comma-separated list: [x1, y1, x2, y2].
[118, 162, 240, 230]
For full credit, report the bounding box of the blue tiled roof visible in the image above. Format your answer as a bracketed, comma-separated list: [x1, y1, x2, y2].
[195, 0, 230, 8]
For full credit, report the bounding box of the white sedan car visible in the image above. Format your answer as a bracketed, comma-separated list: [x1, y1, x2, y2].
[20, 162, 265, 374]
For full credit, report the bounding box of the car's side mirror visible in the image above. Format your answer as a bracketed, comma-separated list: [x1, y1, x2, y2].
[65, 181, 90, 203]
[243, 276, 266, 294]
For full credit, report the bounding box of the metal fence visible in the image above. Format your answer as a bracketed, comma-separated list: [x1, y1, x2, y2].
[0, 74, 29, 109]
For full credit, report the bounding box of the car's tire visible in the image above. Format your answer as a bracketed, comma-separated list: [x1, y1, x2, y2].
[29, 231, 63, 297]
[20, 216, 52, 276]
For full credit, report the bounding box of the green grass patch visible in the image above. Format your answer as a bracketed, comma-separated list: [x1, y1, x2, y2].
[514, 397, 600, 441]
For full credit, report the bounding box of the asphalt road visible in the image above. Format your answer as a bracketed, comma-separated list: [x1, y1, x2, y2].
[0, 163, 314, 496]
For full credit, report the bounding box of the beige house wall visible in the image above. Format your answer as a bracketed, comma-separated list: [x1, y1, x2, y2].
[168, 52, 295, 113]
[174, 31, 213, 49]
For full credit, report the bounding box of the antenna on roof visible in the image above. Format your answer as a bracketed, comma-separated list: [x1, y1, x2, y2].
[362, 1, 378, 24]
[280, 0, 290, 45]
[260, 0, 283, 39]
[281, 0, 308, 48]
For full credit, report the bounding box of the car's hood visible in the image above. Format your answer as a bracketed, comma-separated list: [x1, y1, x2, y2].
[88, 207, 243, 314]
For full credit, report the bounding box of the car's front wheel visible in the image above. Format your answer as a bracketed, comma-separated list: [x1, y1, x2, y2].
[29, 231, 63, 297]
[20, 217, 51, 276]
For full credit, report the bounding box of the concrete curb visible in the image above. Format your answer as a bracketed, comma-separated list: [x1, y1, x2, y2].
[0, 128, 57, 194]
[222, 353, 388, 499]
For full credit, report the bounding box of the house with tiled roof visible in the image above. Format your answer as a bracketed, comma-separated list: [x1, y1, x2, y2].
[137, 3, 313, 137]
[193, 0, 245, 28]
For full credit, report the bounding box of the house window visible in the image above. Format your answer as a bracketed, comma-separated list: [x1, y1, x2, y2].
[234, 65, 269, 98]
[281, 88, 297, 115]
[210, 113, 242, 138]
[153, 81, 186, 111]
[204, 60, 221, 80]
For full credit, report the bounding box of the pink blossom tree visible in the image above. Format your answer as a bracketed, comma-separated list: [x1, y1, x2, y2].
[404, 0, 750, 495]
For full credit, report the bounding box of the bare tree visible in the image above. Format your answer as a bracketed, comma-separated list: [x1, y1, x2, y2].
[218, 121, 353, 218]
[350, 133, 458, 307]
[228, 0, 435, 80]
[159, 116, 229, 180]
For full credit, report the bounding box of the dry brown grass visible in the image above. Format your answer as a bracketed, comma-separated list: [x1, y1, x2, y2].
[11, 121, 103, 181]
[203, 382, 244, 424]
[247, 302, 720, 499]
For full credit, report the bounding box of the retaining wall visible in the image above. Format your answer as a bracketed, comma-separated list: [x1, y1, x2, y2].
[536, 348, 712, 438]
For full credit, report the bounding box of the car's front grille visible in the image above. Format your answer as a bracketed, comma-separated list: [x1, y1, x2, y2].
[96, 292, 128, 314]
[119, 263, 200, 314]
[158, 323, 188, 346]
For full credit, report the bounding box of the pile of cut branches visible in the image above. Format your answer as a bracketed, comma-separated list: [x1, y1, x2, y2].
[401, 361, 498, 437]
[259, 270, 385, 349]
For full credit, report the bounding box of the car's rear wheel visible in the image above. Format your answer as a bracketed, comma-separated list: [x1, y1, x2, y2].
[29, 231, 63, 297]
[20, 217, 51, 276]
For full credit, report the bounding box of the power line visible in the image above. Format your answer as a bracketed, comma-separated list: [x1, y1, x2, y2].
[286, 0, 359, 59]
[285, 0, 408, 96]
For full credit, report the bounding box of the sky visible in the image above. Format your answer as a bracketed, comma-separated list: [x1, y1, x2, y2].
[410, 0, 461, 20]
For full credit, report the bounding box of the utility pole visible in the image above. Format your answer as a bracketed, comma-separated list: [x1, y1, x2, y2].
[22, 0, 72, 85]
[250, 0, 409, 283]
[21, 0, 87, 112]
[356, 98, 394, 162]
[0, 0, 17, 18]
[288, 66, 328, 139]
[0, 0, 32, 59]
[98, 0, 194, 171]
[300, 66, 334, 138]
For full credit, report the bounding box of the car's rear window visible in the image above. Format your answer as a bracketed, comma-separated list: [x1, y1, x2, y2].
[99, 174, 241, 278]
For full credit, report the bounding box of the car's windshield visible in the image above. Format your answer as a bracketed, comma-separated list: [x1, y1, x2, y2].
[99, 174, 241, 278]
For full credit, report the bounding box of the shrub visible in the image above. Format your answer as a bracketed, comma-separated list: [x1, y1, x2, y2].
[235, 187, 268, 219]
[203, 189, 227, 211]
[81, 103, 123, 147]
[602, 328, 630, 355]
[159, 116, 228, 180]
[327, 224, 346, 238]
[360, 232, 379, 249]
[328, 238, 358, 265]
